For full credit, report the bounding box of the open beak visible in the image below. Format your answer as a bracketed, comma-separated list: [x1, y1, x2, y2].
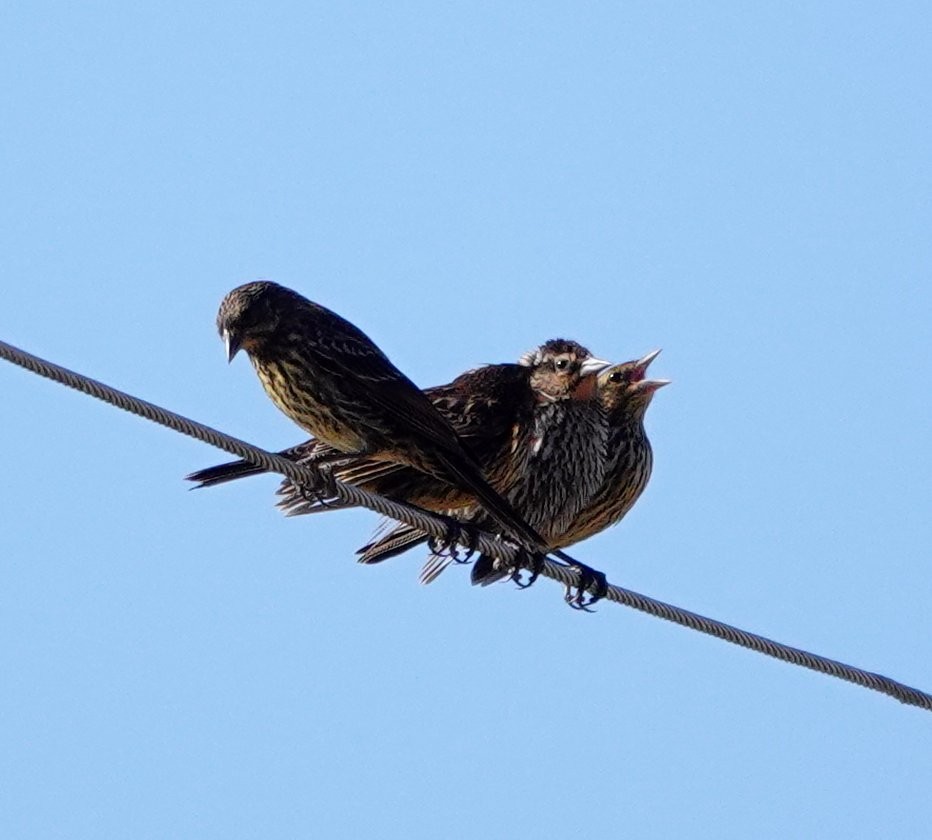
[628, 350, 670, 394]
[223, 328, 242, 363]
[633, 378, 671, 394]
[633, 349, 662, 378]
[631, 350, 670, 394]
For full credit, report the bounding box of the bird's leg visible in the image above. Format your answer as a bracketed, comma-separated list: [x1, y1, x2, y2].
[313, 464, 340, 507]
[425, 518, 463, 561]
[558, 558, 608, 611]
[510, 548, 545, 589]
[453, 522, 480, 565]
[293, 451, 347, 505]
[551, 548, 609, 608]
[425, 517, 479, 565]
[426, 529, 454, 559]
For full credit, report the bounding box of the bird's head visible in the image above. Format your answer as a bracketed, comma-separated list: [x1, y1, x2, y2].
[597, 349, 669, 418]
[217, 281, 302, 362]
[519, 338, 612, 402]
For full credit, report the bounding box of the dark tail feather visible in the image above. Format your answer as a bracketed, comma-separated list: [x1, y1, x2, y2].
[279, 495, 356, 516]
[185, 458, 268, 488]
[186, 441, 317, 490]
[418, 553, 454, 584]
[356, 523, 429, 564]
[470, 554, 510, 587]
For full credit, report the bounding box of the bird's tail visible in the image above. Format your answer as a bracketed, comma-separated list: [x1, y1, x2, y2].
[356, 522, 429, 564]
[357, 520, 499, 586]
[418, 552, 454, 584]
[185, 458, 268, 488]
[469, 554, 511, 587]
[185, 442, 315, 489]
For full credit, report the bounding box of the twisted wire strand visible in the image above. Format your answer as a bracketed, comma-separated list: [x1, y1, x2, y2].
[1, 337, 929, 712]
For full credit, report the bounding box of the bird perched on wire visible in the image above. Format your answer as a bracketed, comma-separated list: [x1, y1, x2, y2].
[552, 350, 668, 548]
[361, 339, 613, 585]
[428, 349, 668, 589]
[211, 281, 597, 569]
[189, 333, 612, 600]
[189, 361, 540, 513]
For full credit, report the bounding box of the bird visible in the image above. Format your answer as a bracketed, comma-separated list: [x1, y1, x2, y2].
[381, 347, 667, 585]
[190, 361, 541, 513]
[278, 361, 542, 518]
[354, 339, 612, 584]
[210, 281, 593, 561]
[188, 334, 612, 596]
[551, 350, 668, 548]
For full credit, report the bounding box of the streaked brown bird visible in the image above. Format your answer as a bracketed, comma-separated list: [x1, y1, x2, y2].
[188, 337, 612, 593]
[384, 347, 667, 585]
[553, 350, 668, 548]
[354, 339, 612, 583]
[212, 281, 575, 557]
[190, 360, 548, 512]
[278, 360, 546, 517]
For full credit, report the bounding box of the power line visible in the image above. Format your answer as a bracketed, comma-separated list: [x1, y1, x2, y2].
[1, 337, 929, 712]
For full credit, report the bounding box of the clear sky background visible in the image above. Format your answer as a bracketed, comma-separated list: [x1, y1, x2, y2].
[2, 3, 930, 838]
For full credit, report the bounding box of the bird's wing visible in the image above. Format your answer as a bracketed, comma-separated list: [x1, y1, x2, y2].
[305, 319, 470, 455]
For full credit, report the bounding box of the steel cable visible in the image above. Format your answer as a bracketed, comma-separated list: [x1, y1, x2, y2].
[1, 338, 929, 711]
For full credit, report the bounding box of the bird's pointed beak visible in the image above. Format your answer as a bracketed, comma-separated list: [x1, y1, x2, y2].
[635, 349, 662, 375]
[633, 378, 671, 395]
[573, 356, 613, 399]
[632, 350, 668, 393]
[223, 328, 242, 363]
[578, 356, 613, 377]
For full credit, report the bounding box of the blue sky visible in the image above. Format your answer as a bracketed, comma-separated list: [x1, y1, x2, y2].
[2, 2, 931, 837]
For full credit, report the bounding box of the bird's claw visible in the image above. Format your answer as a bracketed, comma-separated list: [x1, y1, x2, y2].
[453, 524, 480, 565]
[295, 464, 337, 506]
[426, 532, 452, 558]
[563, 563, 608, 611]
[426, 522, 478, 565]
[510, 550, 544, 589]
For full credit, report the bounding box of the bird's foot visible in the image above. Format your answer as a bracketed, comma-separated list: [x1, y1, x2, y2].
[452, 524, 480, 564]
[426, 521, 477, 565]
[563, 561, 608, 611]
[294, 464, 337, 506]
[510, 549, 545, 589]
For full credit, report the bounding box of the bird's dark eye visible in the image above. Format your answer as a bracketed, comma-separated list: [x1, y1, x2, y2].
[554, 358, 570, 371]
[609, 371, 624, 383]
